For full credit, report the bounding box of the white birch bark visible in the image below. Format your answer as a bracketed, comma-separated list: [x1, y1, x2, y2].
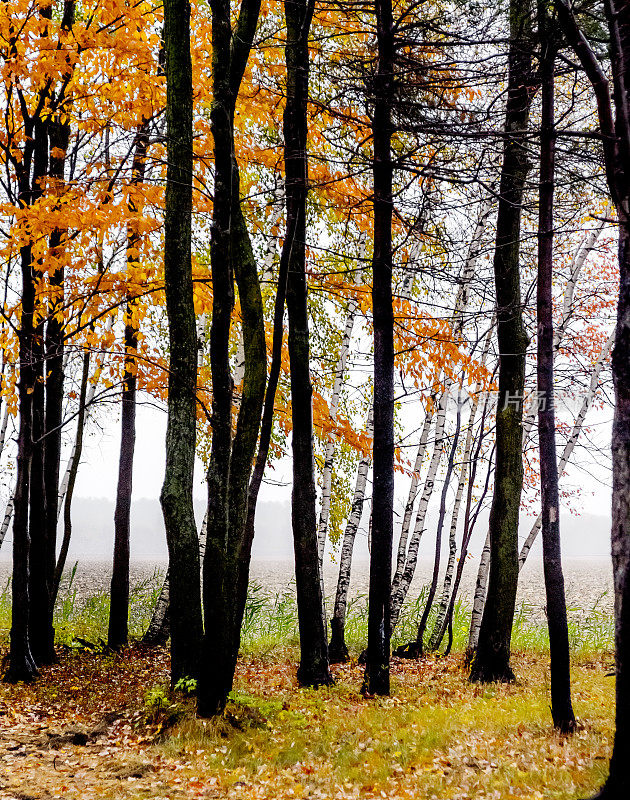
[390, 388, 448, 627]
[0, 488, 14, 551]
[329, 406, 373, 654]
[394, 409, 434, 577]
[522, 217, 608, 447]
[317, 236, 366, 563]
[452, 196, 494, 332]
[389, 195, 494, 629]
[468, 530, 491, 651]
[554, 210, 610, 349]
[427, 405, 470, 648]
[0, 404, 9, 457]
[428, 328, 494, 648]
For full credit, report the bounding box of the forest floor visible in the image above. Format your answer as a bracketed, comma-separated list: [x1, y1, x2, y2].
[0, 644, 615, 800]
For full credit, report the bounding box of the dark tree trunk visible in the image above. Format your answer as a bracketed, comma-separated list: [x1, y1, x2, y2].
[200, 0, 234, 708]
[6, 242, 39, 683]
[536, 13, 575, 733]
[26, 104, 52, 667]
[546, 0, 630, 785]
[44, 4, 75, 610]
[161, 0, 203, 685]
[604, 224, 630, 792]
[29, 316, 52, 665]
[198, 0, 267, 716]
[363, 0, 395, 697]
[283, 0, 332, 689]
[108, 303, 137, 649]
[470, 0, 533, 684]
[6, 81, 50, 680]
[108, 122, 148, 650]
[38, 114, 71, 662]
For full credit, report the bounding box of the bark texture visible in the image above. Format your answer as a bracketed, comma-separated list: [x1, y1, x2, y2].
[551, 2, 630, 790]
[329, 406, 373, 663]
[470, 0, 533, 683]
[199, 0, 267, 715]
[161, 0, 203, 685]
[282, 0, 332, 689]
[363, 0, 395, 696]
[536, 15, 575, 731]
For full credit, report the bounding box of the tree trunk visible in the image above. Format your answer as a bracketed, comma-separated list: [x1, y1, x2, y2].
[363, 0, 395, 697]
[143, 511, 207, 646]
[428, 392, 474, 650]
[282, 0, 332, 689]
[390, 391, 447, 629]
[536, 20, 575, 731]
[435, 393, 493, 653]
[6, 243, 40, 683]
[199, 0, 267, 715]
[5, 65, 51, 680]
[28, 316, 51, 665]
[393, 407, 434, 582]
[397, 406, 461, 658]
[161, 0, 203, 685]
[329, 405, 373, 663]
[0, 487, 15, 553]
[36, 113, 71, 661]
[470, 0, 533, 684]
[108, 122, 149, 650]
[317, 254, 364, 564]
[429, 331, 493, 651]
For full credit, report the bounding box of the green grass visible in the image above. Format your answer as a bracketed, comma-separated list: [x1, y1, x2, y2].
[159, 654, 615, 800]
[0, 568, 615, 655]
[240, 579, 614, 656]
[0, 562, 164, 647]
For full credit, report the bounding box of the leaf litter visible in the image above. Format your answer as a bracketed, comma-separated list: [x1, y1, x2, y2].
[0, 645, 615, 799]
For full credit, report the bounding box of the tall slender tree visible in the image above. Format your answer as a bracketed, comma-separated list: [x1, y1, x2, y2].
[283, 0, 332, 689]
[198, 0, 267, 715]
[161, 0, 203, 685]
[363, 0, 395, 696]
[536, 1, 575, 733]
[470, 0, 534, 684]
[554, 0, 630, 793]
[109, 121, 149, 650]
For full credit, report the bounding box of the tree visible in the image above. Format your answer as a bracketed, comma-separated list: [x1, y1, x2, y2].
[161, 0, 203, 685]
[470, 0, 534, 684]
[109, 120, 149, 650]
[283, 0, 332, 689]
[198, 0, 267, 715]
[535, 0, 575, 733]
[363, 0, 395, 697]
[554, 0, 630, 792]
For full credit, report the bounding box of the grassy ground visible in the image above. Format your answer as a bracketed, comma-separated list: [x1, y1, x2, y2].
[0, 576, 617, 799]
[0, 646, 615, 799]
[0, 569, 615, 655]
